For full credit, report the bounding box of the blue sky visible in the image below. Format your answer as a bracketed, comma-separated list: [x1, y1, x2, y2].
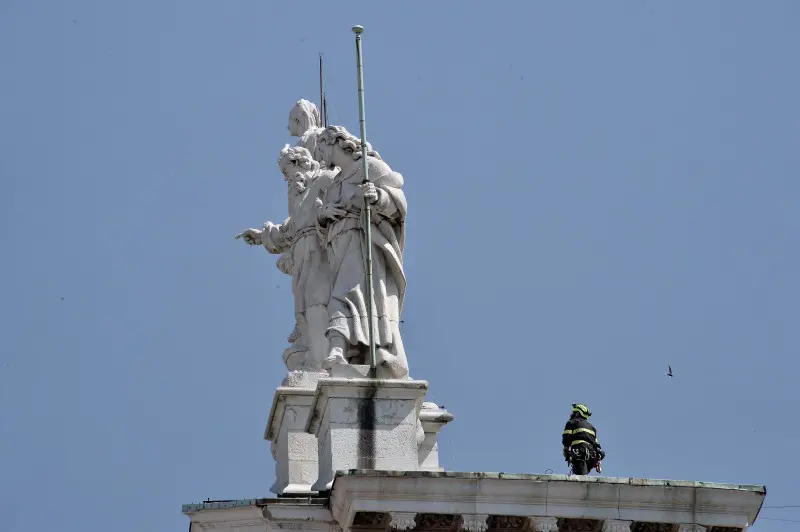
[1, 1, 798, 530]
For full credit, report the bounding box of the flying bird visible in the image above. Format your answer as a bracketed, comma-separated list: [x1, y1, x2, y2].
[666, 365, 673, 378]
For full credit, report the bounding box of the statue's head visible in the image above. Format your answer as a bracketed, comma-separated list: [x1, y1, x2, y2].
[278, 144, 320, 193]
[288, 99, 322, 137]
[315, 125, 381, 167]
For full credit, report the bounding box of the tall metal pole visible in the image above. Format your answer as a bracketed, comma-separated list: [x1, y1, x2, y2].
[318, 53, 325, 127]
[352, 25, 377, 374]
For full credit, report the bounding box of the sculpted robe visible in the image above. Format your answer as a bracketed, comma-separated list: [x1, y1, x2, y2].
[262, 169, 336, 346]
[296, 128, 325, 163]
[320, 156, 408, 371]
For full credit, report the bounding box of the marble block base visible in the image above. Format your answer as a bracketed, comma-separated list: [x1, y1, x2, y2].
[328, 364, 372, 379]
[306, 378, 429, 492]
[265, 371, 328, 495]
[418, 402, 454, 471]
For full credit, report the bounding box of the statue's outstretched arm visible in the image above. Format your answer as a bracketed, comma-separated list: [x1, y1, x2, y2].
[261, 217, 292, 254]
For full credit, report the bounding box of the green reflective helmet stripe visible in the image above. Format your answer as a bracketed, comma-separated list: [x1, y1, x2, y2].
[571, 403, 592, 417]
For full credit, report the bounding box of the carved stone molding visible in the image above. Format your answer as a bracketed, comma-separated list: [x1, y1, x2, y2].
[389, 513, 418, 531]
[602, 521, 632, 532]
[417, 514, 460, 531]
[677, 527, 707, 532]
[486, 516, 528, 531]
[327, 472, 765, 532]
[461, 514, 489, 532]
[530, 516, 559, 532]
[558, 519, 600, 532]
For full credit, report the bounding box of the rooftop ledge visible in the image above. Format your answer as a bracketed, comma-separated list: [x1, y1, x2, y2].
[333, 470, 766, 493]
[183, 470, 766, 530]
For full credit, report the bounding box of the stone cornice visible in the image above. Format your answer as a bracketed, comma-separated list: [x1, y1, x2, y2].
[329, 471, 765, 531]
[265, 386, 318, 441]
[262, 501, 334, 522]
[184, 506, 264, 527]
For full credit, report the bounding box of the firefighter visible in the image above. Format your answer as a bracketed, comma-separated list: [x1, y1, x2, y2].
[562, 403, 605, 475]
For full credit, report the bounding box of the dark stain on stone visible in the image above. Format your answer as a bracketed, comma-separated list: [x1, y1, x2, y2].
[357, 382, 377, 469]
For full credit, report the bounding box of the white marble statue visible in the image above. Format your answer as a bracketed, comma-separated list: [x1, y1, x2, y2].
[288, 99, 326, 166]
[237, 145, 336, 371]
[314, 125, 409, 379]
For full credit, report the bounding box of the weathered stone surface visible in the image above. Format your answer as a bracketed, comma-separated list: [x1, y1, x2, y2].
[418, 402, 454, 471]
[326, 472, 765, 532]
[308, 378, 429, 492]
[182, 472, 766, 532]
[265, 386, 320, 496]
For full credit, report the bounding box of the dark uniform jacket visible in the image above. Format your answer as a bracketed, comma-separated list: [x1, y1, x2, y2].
[562, 416, 603, 455]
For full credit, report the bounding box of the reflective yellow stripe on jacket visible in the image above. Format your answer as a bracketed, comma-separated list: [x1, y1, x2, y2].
[562, 427, 596, 437]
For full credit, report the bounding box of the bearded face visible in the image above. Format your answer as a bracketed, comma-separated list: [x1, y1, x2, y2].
[278, 145, 319, 193]
[289, 172, 307, 193]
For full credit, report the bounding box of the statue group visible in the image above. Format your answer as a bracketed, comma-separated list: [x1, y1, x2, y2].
[237, 100, 409, 379]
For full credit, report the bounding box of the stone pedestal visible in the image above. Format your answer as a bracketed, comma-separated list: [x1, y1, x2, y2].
[418, 402, 454, 471]
[264, 371, 327, 496]
[306, 378, 429, 492]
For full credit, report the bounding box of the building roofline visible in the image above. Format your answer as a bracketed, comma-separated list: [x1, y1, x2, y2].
[181, 470, 766, 517]
[332, 469, 767, 493]
[182, 497, 328, 514]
